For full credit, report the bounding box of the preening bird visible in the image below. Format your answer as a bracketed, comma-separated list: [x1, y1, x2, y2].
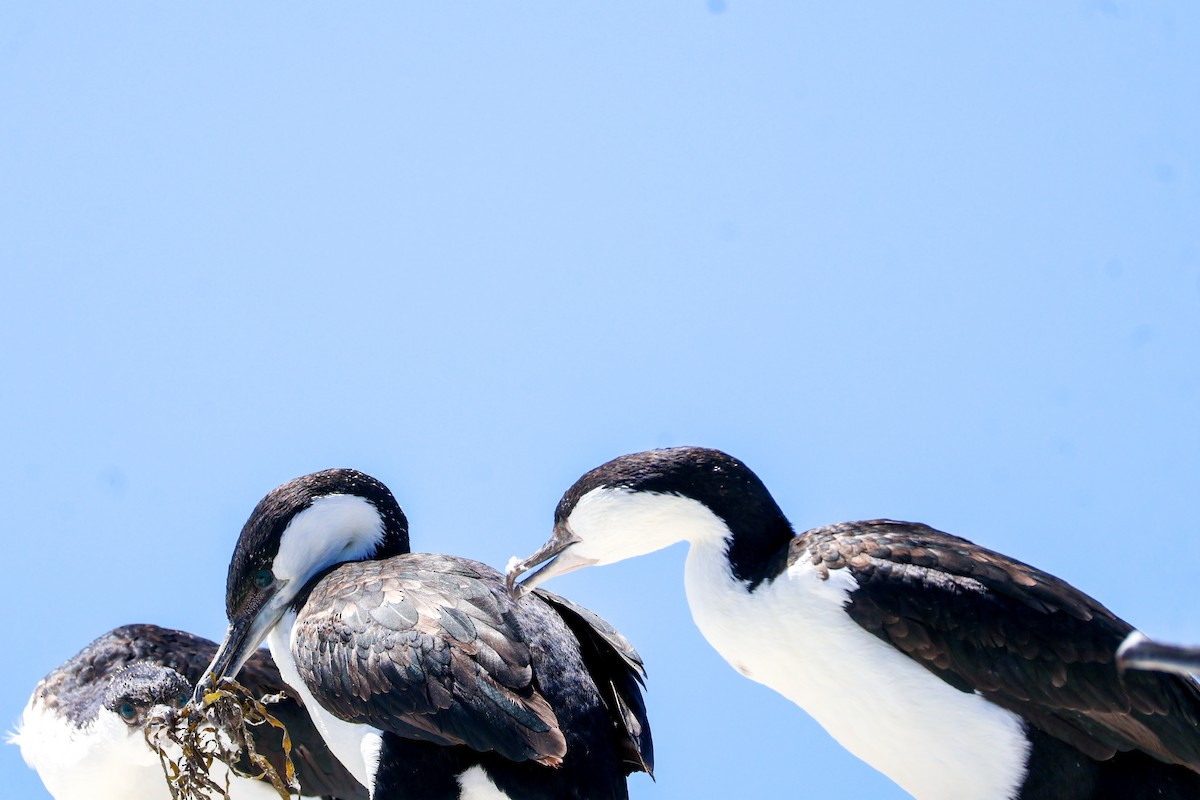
[507, 446, 1200, 800]
[13, 623, 366, 800]
[198, 468, 652, 800]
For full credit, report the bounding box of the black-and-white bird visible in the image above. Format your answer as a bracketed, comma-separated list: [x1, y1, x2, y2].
[506, 446, 1200, 800]
[197, 468, 652, 800]
[1118, 633, 1200, 678]
[13, 623, 366, 800]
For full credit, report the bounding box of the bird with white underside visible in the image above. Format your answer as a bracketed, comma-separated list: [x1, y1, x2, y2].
[506, 446, 1200, 800]
[196, 468, 653, 800]
[12, 623, 365, 800]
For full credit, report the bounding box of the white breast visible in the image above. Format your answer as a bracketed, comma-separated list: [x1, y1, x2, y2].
[268, 611, 379, 793]
[14, 693, 279, 800]
[457, 766, 516, 799]
[683, 539, 1030, 800]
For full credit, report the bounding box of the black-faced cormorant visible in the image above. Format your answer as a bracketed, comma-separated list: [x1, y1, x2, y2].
[507, 446, 1200, 800]
[14, 623, 365, 800]
[198, 469, 652, 800]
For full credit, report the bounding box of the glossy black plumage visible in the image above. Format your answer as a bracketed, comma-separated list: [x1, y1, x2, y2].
[533, 589, 653, 777]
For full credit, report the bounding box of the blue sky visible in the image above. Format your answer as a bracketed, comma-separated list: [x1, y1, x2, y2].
[1, 3, 1197, 798]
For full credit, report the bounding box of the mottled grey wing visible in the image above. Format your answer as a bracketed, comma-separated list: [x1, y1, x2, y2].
[533, 589, 654, 776]
[293, 554, 567, 765]
[796, 520, 1200, 770]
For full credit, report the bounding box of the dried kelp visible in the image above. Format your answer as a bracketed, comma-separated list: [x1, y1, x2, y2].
[145, 678, 297, 800]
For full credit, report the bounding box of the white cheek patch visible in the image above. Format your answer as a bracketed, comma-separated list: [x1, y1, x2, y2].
[567, 487, 732, 564]
[273, 495, 384, 586]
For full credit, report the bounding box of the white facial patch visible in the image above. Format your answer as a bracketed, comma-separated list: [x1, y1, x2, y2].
[566, 487, 733, 565]
[273, 494, 384, 587]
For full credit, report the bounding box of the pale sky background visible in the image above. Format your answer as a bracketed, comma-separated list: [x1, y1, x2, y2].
[2, 3, 1198, 799]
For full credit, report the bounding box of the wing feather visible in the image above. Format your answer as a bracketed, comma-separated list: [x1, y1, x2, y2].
[533, 589, 655, 776]
[293, 554, 567, 766]
[794, 521, 1200, 770]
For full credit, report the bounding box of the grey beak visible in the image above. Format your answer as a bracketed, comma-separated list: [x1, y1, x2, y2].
[505, 523, 582, 599]
[192, 587, 280, 705]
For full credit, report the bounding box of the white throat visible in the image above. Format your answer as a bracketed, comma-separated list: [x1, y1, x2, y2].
[565, 488, 733, 565]
[682, 541, 1030, 800]
[273, 495, 384, 587]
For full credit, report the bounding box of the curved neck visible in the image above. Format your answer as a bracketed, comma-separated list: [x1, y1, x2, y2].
[566, 488, 794, 589]
[725, 512, 795, 589]
[621, 491, 793, 590]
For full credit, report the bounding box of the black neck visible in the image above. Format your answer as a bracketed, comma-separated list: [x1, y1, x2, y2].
[722, 505, 795, 590]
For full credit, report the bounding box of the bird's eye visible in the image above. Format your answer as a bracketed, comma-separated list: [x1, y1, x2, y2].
[118, 703, 138, 722]
[253, 569, 274, 589]
[177, 693, 189, 708]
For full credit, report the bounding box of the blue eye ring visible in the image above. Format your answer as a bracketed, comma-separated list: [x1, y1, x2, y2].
[118, 702, 137, 721]
[253, 569, 274, 590]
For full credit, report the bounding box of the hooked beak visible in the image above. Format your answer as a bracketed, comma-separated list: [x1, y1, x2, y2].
[192, 587, 287, 704]
[505, 522, 597, 599]
[1117, 632, 1200, 677]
